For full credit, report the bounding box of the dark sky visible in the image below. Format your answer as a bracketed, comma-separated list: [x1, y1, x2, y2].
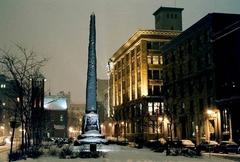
[0, 0, 240, 103]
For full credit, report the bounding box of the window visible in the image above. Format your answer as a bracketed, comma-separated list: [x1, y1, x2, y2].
[160, 102, 164, 114]
[154, 102, 160, 114]
[181, 102, 185, 113]
[148, 86, 152, 96]
[147, 42, 161, 50]
[148, 70, 160, 80]
[160, 70, 163, 79]
[60, 115, 63, 122]
[148, 70, 152, 79]
[153, 70, 160, 80]
[159, 56, 163, 65]
[0, 84, 6, 88]
[148, 102, 153, 115]
[152, 56, 159, 64]
[147, 56, 152, 64]
[147, 42, 151, 49]
[153, 85, 160, 96]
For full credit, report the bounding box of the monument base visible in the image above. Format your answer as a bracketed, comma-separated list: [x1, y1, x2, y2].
[78, 112, 107, 144]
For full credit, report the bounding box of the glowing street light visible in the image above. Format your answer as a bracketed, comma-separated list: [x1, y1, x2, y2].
[207, 109, 214, 115]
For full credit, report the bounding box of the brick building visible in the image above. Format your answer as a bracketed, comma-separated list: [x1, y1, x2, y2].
[161, 13, 240, 144]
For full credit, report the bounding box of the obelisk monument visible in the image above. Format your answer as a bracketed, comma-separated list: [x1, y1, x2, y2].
[79, 13, 106, 144]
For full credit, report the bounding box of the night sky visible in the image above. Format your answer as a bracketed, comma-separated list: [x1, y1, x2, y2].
[0, 0, 240, 103]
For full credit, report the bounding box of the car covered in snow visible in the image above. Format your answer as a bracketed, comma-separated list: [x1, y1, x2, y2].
[214, 141, 239, 153]
[197, 140, 219, 152]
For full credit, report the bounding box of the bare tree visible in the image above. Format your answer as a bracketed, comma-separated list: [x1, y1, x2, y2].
[0, 44, 47, 158]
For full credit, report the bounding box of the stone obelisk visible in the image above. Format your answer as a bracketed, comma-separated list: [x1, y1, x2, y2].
[79, 13, 106, 144]
[86, 12, 97, 114]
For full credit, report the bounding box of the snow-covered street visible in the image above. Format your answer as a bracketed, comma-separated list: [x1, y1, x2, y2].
[13, 145, 239, 162]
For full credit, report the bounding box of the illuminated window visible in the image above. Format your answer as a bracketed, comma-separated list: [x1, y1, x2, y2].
[161, 102, 164, 113]
[152, 56, 159, 64]
[147, 56, 152, 64]
[60, 115, 63, 122]
[159, 56, 163, 65]
[148, 102, 153, 115]
[154, 102, 160, 114]
[1, 84, 6, 88]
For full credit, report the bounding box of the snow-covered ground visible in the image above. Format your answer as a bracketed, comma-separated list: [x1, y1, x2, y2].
[15, 145, 239, 162]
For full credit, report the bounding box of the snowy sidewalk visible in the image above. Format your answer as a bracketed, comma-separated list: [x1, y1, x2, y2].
[10, 145, 238, 162]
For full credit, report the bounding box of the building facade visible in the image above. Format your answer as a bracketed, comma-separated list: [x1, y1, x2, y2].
[44, 91, 70, 138]
[161, 13, 240, 144]
[0, 75, 15, 138]
[109, 30, 180, 142]
[108, 7, 182, 142]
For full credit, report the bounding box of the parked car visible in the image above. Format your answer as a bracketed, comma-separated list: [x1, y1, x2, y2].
[146, 138, 167, 152]
[180, 139, 201, 156]
[106, 136, 118, 144]
[197, 140, 219, 152]
[117, 137, 128, 145]
[214, 141, 239, 153]
[181, 139, 195, 150]
[146, 138, 167, 148]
